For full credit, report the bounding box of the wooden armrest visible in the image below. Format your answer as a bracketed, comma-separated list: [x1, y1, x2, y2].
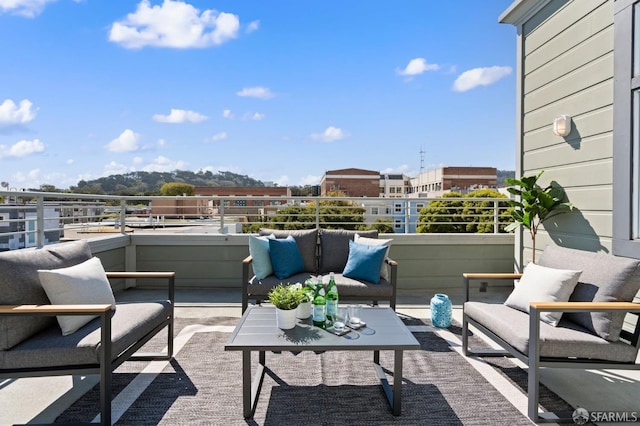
[106, 271, 175, 279]
[463, 273, 523, 280]
[243, 255, 253, 264]
[385, 257, 397, 267]
[0, 304, 113, 315]
[530, 301, 640, 312]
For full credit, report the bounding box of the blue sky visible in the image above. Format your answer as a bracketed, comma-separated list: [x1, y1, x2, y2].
[0, 0, 517, 190]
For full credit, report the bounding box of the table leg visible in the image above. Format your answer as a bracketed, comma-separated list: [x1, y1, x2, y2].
[393, 349, 403, 416]
[242, 350, 266, 419]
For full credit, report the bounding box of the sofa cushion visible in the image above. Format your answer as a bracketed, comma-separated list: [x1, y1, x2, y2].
[0, 240, 93, 350]
[0, 301, 172, 369]
[538, 245, 640, 341]
[343, 240, 387, 284]
[269, 236, 305, 279]
[464, 302, 638, 363]
[260, 228, 318, 273]
[319, 229, 377, 274]
[249, 272, 393, 299]
[355, 233, 392, 281]
[248, 235, 274, 279]
[38, 257, 117, 336]
[504, 262, 582, 326]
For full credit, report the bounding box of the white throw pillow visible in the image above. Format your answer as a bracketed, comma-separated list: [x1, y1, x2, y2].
[354, 234, 393, 281]
[248, 234, 275, 279]
[38, 257, 116, 336]
[504, 262, 582, 326]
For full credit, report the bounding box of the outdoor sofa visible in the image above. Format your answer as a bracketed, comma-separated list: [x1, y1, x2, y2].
[462, 245, 640, 422]
[242, 228, 397, 312]
[0, 240, 175, 426]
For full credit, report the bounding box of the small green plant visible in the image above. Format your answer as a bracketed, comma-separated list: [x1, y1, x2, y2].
[268, 283, 306, 310]
[505, 171, 572, 262]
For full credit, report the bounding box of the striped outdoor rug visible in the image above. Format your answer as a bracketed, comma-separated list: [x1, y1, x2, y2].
[57, 315, 575, 425]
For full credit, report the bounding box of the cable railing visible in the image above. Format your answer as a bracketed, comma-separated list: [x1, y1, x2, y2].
[0, 190, 514, 249]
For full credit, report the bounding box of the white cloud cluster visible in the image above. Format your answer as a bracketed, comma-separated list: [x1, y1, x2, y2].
[105, 129, 140, 152]
[0, 0, 56, 17]
[0, 99, 38, 125]
[140, 155, 186, 172]
[453, 66, 512, 92]
[209, 131, 227, 142]
[310, 126, 346, 142]
[236, 86, 275, 99]
[109, 0, 240, 49]
[0, 138, 45, 158]
[397, 58, 440, 76]
[246, 19, 259, 33]
[152, 108, 208, 123]
[222, 109, 265, 121]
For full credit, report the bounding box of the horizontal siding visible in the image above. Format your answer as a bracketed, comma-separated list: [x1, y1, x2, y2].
[523, 79, 612, 132]
[524, 0, 611, 71]
[564, 186, 612, 211]
[524, 133, 612, 170]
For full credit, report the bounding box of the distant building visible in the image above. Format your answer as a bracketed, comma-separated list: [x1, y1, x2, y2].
[410, 167, 497, 197]
[0, 204, 62, 251]
[379, 174, 411, 198]
[320, 168, 380, 197]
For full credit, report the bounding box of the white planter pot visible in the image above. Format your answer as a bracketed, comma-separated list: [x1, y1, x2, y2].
[296, 301, 312, 319]
[276, 307, 297, 329]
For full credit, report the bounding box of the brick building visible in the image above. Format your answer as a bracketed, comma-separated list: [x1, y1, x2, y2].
[319, 168, 380, 197]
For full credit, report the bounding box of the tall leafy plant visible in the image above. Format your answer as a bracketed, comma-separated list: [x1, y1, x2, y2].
[505, 171, 572, 263]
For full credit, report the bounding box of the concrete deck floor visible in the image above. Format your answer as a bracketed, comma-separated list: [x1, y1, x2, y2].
[1, 287, 639, 425]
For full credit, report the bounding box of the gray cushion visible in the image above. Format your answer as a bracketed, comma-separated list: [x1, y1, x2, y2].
[259, 228, 318, 274]
[464, 302, 639, 363]
[0, 301, 172, 369]
[248, 272, 393, 299]
[0, 240, 93, 350]
[319, 229, 377, 274]
[538, 245, 640, 341]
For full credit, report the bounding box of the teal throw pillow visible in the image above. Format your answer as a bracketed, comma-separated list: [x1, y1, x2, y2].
[343, 240, 387, 284]
[269, 236, 305, 279]
[248, 235, 274, 279]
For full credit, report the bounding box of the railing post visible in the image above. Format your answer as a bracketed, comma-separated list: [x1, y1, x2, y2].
[36, 195, 45, 248]
[120, 199, 126, 234]
[315, 201, 320, 230]
[494, 200, 499, 234]
[219, 198, 225, 233]
[404, 200, 410, 233]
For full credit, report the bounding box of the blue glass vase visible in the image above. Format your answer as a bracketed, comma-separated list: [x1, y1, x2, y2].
[430, 293, 452, 328]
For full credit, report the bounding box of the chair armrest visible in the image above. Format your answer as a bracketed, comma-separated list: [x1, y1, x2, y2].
[106, 271, 175, 304]
[242, 255, 253, 265]
[0, 304, 113, 316]
[462, 273, 522, 302]
[529, 301, 640, 313]
[241, 256, 253, 312]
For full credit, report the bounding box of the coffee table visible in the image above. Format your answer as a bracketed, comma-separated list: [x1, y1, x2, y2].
[224, 306, 420, 419]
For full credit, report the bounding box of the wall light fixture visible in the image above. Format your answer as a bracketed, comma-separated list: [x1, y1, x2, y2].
[553, 115, 572, 137]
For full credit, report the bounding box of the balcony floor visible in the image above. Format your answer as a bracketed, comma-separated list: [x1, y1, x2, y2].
[2, 287, 639, 425]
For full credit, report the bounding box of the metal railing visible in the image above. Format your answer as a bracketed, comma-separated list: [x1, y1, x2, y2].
[0, 190, 514, 249]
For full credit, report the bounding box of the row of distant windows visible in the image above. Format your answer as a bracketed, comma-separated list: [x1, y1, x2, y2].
[370, 203, 425, 215]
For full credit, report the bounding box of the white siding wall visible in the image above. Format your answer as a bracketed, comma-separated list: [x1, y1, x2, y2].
[518, 0, 613, 262]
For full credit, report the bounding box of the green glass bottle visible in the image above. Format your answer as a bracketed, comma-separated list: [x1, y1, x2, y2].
[312, 277, 326, 328]
[326, 272, 338, 325]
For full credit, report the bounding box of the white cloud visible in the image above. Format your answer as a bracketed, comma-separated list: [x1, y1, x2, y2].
[453, 66, 512, 92]
[236, 86, 275, 99]
[397, 58, 439, 76]
[248, 112, 264, 120]
[310, 126, 347, 142]
[273, 175, 290, 186]
[0, 139, 45, 158]
[104, 161, 131, 176]
[246, 19, 259, 33]
[133, 156, 144, 164]
[152, 108, 208, 123]
[209, 131, 227, 142]
[0, 99, 38, 125]
[299, 175, 321, 186]
[222, 109, 235, 119]
[109, 0, 240, 49]
[105, 129, 140, 152]
[0, 0, 56, 17]
[157, 138, 167, 147]
[66, 159, 74, 165]
[140, 155, 186, 172]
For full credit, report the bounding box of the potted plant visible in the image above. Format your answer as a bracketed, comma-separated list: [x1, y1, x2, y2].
[293, 280, 315, 319]
[505, 170, 572, 263]
[268, 283, 306, 329]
